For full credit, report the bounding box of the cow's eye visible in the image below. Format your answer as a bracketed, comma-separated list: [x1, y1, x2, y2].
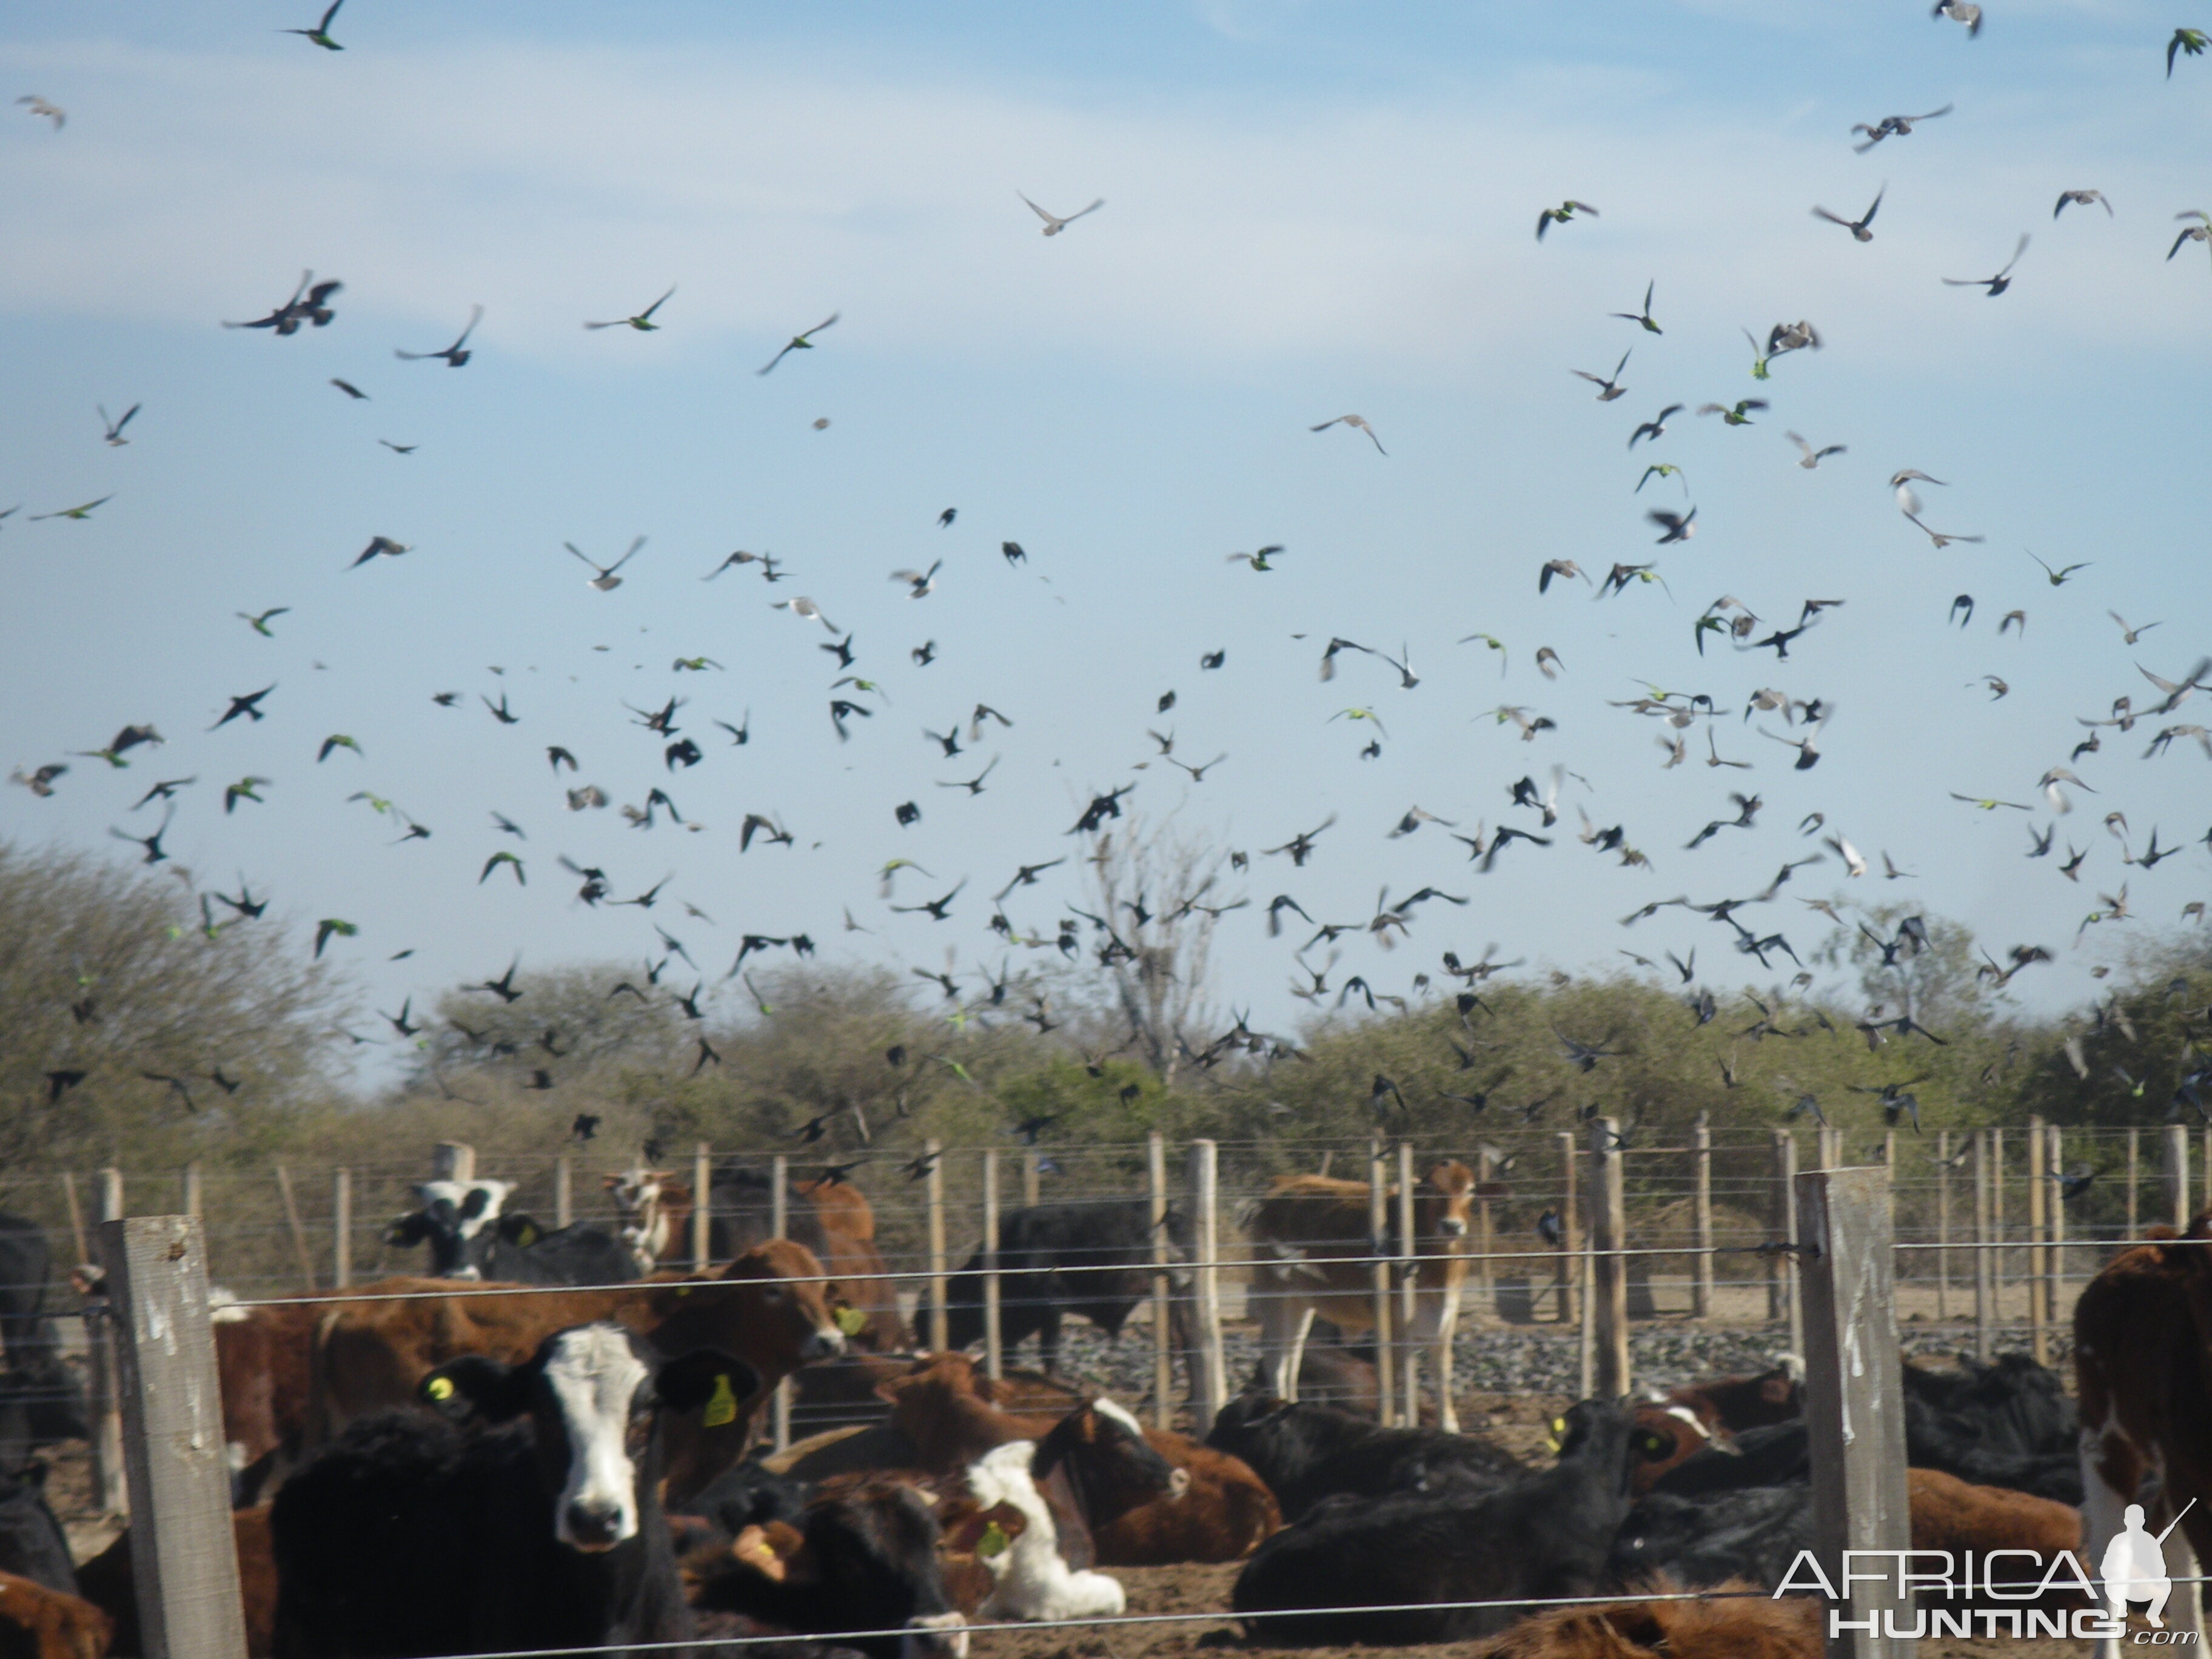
[765, 1286, 785, 1302]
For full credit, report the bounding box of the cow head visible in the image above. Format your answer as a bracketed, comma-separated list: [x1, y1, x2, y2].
[1032, 1395, 1187, 1518]
[386, 1179, 516, 1279]
[421, 1321, 755, 1552]
[603, 1169, 687, 1272]
[1418, 1161, 1476, 1242]
[1625, 1403, 1740, 1493]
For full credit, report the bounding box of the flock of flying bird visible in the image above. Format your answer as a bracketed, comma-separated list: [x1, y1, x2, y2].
[8, 6, 2212, 1151]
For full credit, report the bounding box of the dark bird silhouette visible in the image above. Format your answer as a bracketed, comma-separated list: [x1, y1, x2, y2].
[210, 686, 275, 729]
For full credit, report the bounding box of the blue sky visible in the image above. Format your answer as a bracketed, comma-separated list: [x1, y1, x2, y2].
[2, 1, 2208, 1081]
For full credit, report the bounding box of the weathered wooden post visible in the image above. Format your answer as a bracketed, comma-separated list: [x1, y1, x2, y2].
[1972, 1130, 1994, 1362]
[1692, 1114, 1714, 1321]
[1189, 1140, 1228, 1431]
[90, 1168, 127, 1517]
[1554, 1128, 1579, 1326]
[2202, 1122, 2210, 1214]
[1989, 1128, 2007, 1313]
[1473, 1145, 1495, 1308]
[99, 1215, 248, 1659]
[331, 1168, 352, 1290]
[981, 1149, 1004, 1385]
[1396, 1139, 1419, 1426]
[180, 1165, 202, 1221]
[1935, 1131, 1951, 1322]
[2167, 1123, 2191, 1232]
[1795, 1166, 1913, 1659]
[1367, 1135, 1395, 1426]
[769, 1155, 793, 1452]
[1147, 1133, 1173, 1429]
[433, 1141, 474, 1182]
[2127, 1127, 2141, 1245]
[62, 1171, 89, 1267]
[1591, 1118, 1629, 1398]
[2026, 1116, 2048, 1366]
[925, 1139, 949, 1353]
[1022, 1151, 1042, 1210]
[2046, 1124, 2066, 1330]
[1769, 1130, 1797, 1331]
[691, 1143, 714, 1271]
[554, 1155, 574, 1229]
[273, 1164, 317, 1292]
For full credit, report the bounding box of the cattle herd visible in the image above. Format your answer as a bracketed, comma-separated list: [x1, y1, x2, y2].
[0, 1156, 2201, 1659]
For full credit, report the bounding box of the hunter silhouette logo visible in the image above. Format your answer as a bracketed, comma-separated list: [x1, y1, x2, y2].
[2105, 1501, 2196, 1631]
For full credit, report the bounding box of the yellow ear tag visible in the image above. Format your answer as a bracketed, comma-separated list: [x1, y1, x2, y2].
[703, 1373, 739, 1427]
[1550, 1416, 1566, 1435]
[834, 1306, 866, 1337]
[424, 1375, 455, 1403]
[976, 1521, 1011, 1561]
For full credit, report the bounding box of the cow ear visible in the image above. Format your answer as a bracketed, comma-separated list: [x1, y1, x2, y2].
[943, 1500, 1028, 1553]
[385, 1213, 431, 1247]
[657, 1349, 761, 1418]
[421, 1355, 532, 1422]
[497, 1213, 543, 1247]
[732, 1521, 813, 1584]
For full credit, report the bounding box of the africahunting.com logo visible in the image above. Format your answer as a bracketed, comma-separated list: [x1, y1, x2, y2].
[1776, 1503, 2200, 1644]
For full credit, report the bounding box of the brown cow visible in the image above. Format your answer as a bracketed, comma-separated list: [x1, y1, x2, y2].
[1661, 1359, 1803, 1434]
[2076, 1218, 2212, 1658]
[1473, 1580, 1819, 1659]
[1241, 1162, 1478, 1432]
[0, 1573, 110, 1659]
[77, 1506, 276, 1658]
[1626, 1404, 1738, 1495]
[307, 1239, 848, 1500]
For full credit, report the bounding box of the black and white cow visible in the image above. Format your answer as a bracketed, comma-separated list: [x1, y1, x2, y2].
[271, 1322, 749, 1657]
[386, 1179, 638, 1285]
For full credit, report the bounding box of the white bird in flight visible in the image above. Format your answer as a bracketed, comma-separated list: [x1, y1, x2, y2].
[1019, 192, 1105, 236]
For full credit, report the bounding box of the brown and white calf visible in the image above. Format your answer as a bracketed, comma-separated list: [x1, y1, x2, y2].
[2074, 1217, 2212, 1659]
[1240, 1162, 1478, 1432]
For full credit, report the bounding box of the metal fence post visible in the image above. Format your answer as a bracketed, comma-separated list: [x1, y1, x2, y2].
[2027, 1116, 2048, 1366]
[1189, 1139, 1227, 1431]
[925, 1139, 949, 1354]
[981, 1149, 1004, 1386]
[332, 1168, 352, 1290]
[1795, 1166, 1912, 1659]
[1692, 1113, 1714, 1321]
[768, 1156, 791, 1451]
[1972, 1130, 1994, 1362]
[1147, 1133, 1173, 1430]
[98, 1215, 249, 1659]
[1590, 1118, 1629, 1398]
[1395, 1140, 1419, 1426]
[1367, 1136, 1395, 1426]
[90, 1168, 127, 1517]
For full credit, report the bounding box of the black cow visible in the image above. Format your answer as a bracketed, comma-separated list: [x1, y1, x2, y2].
[1902, 1353, 2080, 1502]
[1654, 1420, 1809, 1496]
[675, 1455, 813, 1535]
[1230, 1398, 1639, 1644]
[0, 1215, 85, 1455]
[1607, 1484, 1812, 1592]
[386, 1179, 638, 1285]
[940, 1200, 1178, 1375]
[270, 1322, 746, 1658]
[684, 1481, 968, 1659]
[0, 1467, 78, 1596]
[1206, 1392, 1525, 1523]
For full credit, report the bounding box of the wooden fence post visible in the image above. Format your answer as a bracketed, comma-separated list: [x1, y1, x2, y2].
[1990, 1128, 2007, 1314]
[1473, 1144, 1495, 1310]
[273, 1164, 317, 1293]
[981, 1150, 1004, 1386]
[2047, 1124, 2066, 1332]
[433, 1141, 474, 1182]
[2169, 1124, 2192, 1232]
[1367, 1136, 1395, 1426]
[2202, 1122, 2210, 1215]
[2026, 1116, 2048, 1366]
[331, 1168, 352, 1290]
[62, 1172, 89, 1267]
[1554, 1130, 1578, 1326]
[925, 1139, 949, 1354]
[180, 1165, 202, 1220]
[98, 1215, 248, 1659]
[1396, 1140, 1419, 1426]
[1590, 1119, 1629, 1397]
[1147, 1133, 1173, 1430]
[770, 1155, 791, 1452]
[1692, 1114, 1714, 1321]
[692, 1144, 714, 1271]
[1188, 1140, 1227, 1432]
[1936, 1131, 1951, 1322]
[1769, 1130, 1797, 1332]
[1022, 1151, 1042, 1210]
[90, 1168, 127, 1517]
[554, 1155, 573, 1230]
[1795, 1166, 1913, 1659]
[2128, 1127, 2140, 1246]
[1972, 1130, 1994, 1362]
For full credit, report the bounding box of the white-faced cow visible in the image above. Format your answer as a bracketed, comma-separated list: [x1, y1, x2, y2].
[387, 1179, 637, 1285]
[1239, 1162, 1479, 1432]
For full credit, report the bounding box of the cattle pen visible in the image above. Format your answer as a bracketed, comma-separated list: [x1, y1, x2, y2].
[10, 1123, 2207, 1659]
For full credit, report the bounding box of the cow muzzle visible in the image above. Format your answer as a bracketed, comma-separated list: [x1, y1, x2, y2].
[802, 1327, 847, 1360]
[1167, 1467, 1191, 1500]
[561, 1497, 628, 1552]
[903, 1611, 968, 1659]
[1438, 1217, 1469, 1238]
